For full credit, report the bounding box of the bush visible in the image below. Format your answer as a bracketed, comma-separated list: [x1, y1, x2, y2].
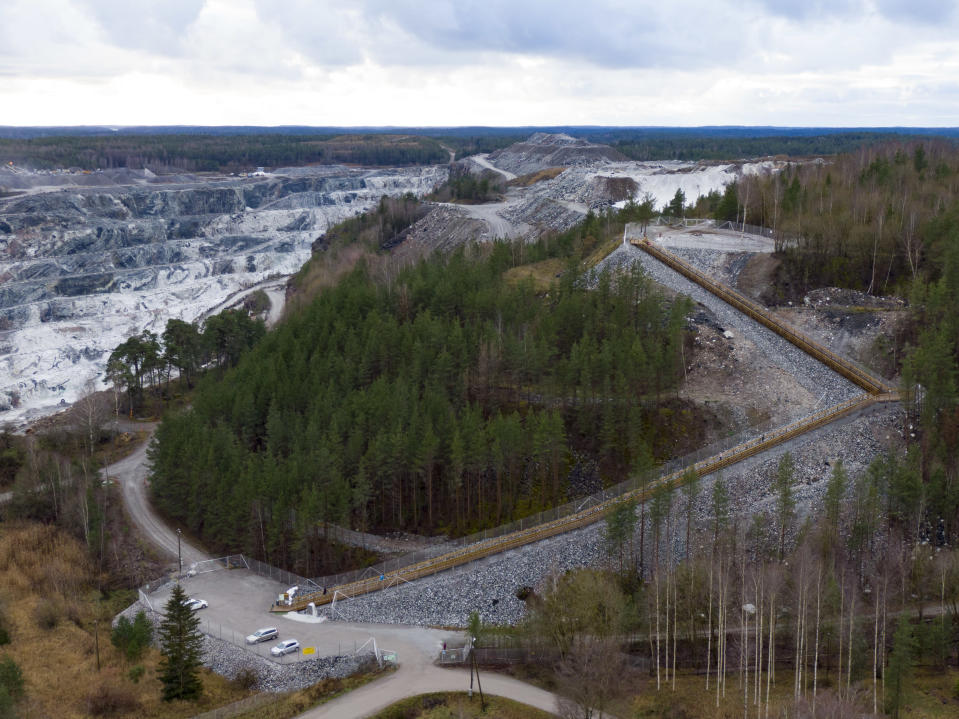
[127, 665, 144, 684]
[111, 611, 152, 662]
[33, 600, 59, 630]
[515, 586, 533, 601]
[86, 684, 140, 716]
[232, 666, 259, 691]
[0, 687, 14, 719]
[0, 627, 9, 646]
[0, 657, 24, 700]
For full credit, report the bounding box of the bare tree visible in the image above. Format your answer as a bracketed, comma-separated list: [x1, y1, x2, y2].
[556, 637, 627, 719]
[74, 378, 110, 456]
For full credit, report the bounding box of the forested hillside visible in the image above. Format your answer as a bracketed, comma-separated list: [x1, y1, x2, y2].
[148, 220, 690, 573]
[724, 140, 959, 550]
[731, 141, 959, 296]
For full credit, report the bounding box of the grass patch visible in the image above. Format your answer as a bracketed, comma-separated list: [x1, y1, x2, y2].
[583, 235, 621, 269]
[900, 667, 959, 719]
[507, 167, 566, 187]
[502, 258, 565, 291]
[368, 692, 553, 719]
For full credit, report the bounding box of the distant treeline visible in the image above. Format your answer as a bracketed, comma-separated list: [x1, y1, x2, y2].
[0, 133, 451, 172]
[612, 132, 959, 161]
[5, 126, 959, 170]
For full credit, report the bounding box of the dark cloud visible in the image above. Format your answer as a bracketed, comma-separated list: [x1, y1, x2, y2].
[75, 0, 205, 54]
[355, 0, 743, 69]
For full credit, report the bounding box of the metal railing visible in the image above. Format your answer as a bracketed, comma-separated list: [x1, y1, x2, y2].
[630, 237, 894, 394]
[243, 555, 319, 592]
[276, 391, 899, 613]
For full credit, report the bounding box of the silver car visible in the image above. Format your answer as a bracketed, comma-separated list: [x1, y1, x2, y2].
[245, 627, 278, 644]
[271, 639, 300, 656]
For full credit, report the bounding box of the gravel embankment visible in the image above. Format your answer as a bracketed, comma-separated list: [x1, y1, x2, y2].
[595, 243, 862, 404]
[321, 404, 902, 628]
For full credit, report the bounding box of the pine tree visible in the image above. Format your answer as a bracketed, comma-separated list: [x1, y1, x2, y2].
[158, 583, 204, 702]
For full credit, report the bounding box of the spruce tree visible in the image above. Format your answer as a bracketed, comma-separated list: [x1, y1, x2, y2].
[774, 452, 796, 559]
[158, 583, 204, 702]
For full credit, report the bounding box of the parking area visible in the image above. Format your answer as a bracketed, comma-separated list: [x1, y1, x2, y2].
[146, 568, 454, 668]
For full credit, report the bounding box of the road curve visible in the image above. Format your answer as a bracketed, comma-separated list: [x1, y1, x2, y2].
[104, 430, 208, 566]
[298, 665, 562, 719]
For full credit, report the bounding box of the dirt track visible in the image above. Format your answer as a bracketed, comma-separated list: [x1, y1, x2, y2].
[104, 431, 208, 566]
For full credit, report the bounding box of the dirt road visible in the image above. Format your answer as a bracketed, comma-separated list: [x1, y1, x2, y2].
[103, 432, 208, 566]
[468, 154, 517, 181]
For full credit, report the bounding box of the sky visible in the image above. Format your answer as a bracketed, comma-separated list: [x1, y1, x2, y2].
[1, 0, 957, 127]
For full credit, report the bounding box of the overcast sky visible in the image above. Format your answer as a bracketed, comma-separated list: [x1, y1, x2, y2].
[1, 0, 957, 127]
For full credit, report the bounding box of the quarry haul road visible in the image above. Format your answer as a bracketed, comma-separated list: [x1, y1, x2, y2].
[104, 430, 208, 566]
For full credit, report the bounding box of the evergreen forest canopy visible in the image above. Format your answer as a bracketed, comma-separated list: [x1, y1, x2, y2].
[148, 220, 690, 575]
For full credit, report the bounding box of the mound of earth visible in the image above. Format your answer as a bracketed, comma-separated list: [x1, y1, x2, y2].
[488, 132, 627, 176]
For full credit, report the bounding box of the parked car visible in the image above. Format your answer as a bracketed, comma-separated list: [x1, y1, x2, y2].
[185, 598, 208, 611]
[271, 639, 300, 656]
[245, 627, 278, 644]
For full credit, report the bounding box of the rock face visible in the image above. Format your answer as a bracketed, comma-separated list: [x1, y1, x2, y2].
[0, 165, 446, 424]
[488, 132, 628, 176]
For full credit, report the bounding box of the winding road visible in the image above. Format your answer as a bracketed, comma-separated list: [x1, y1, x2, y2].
[300, 665, 562, 718]
[104, 429, 208, 566]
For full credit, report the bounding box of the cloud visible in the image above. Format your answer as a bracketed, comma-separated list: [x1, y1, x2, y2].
[74, 0, 205, 55]
[2, 0, 959, 126]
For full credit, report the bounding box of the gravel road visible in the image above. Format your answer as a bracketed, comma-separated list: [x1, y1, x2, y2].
[104, 431, 208, 565]
[468, 154, 518, 181]
[298, 667, 563, 718]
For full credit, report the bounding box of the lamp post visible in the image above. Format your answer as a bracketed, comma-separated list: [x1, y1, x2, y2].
[176, 528, 182, 578]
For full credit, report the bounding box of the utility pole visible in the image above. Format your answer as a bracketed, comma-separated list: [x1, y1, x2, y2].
[469, 636, 485, 709]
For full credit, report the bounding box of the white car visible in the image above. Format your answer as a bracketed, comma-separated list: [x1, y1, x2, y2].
[271, 639, 300, 656]
[245, 627, 278, 644]
[185, 598, 208, 611]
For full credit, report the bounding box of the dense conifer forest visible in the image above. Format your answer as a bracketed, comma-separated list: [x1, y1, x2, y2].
[147, 215, 689, 572]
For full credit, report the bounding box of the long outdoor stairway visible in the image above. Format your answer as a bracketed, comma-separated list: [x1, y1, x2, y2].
[629, 236, 894, 394]
[272, 238, 901, 613]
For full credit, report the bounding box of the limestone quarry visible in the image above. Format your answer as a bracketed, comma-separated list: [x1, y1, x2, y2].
[1, 133, 773, 426]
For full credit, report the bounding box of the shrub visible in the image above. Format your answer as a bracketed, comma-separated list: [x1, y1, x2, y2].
[232, 666, 259, 691]
[0, 627, 9, 646]
[33, 599, 59, 630]
[0, 686, 14, 719]
[515, 586, 533, 601]
[86, 684, 140, 717]
[127, 665, 144, 684]
[64, 602, 83, 628]
[0, 657, 24, 700]
[111, 611, 152, 662]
